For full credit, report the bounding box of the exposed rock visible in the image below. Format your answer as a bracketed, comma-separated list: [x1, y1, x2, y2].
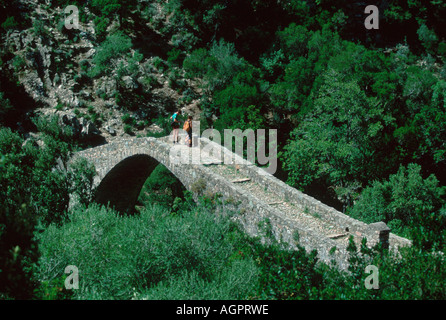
[83, 48, 96, 59]
[6, 31, 22, 51]
[122, 76, 139, 90]
[95, 77, 117, 98]
[22, 132, 43, 148]
[79, 117, 99, 137]
[49, 110, 101, 140]
[147, 123, 164, 134]
[5, 0, 203, 144]
[104, 125, 117, 136]
[19, 70, 47, 102]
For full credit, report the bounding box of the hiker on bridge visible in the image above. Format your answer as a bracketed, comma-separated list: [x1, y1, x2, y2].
[170, 110, 181, 143]
[183, 115, 193, 147]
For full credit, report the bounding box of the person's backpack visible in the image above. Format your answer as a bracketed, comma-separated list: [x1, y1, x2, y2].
[183, 120, 191, 132]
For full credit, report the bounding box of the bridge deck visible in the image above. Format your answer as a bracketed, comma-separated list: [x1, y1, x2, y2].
[162, 135, 366, 250]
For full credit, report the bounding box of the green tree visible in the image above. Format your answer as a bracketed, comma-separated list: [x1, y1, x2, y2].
[276, 23, 310, 60]
[417, 23, 439, 54]
[91, 0, 121, 17]
[183, 40, 246, 94]
[0, 115, 96, 299]
[392, 65, 444, 170]
[282, 69, 395, 206]
[36, 203, 258, 299]
[349, 163, 445, 249]
[0, 92, 13, 124]
[1, 16, 18, 31]
[269, 56, 314, 113]
[213, 67, 260, 114]
[89, 31, 133, 78]
[138, 164, 186, 209]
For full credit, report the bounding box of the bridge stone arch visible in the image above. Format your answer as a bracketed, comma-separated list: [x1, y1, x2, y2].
[72, 135, 412, 270]
[95, 154, 163, 214]
[72, 136, 207, 214]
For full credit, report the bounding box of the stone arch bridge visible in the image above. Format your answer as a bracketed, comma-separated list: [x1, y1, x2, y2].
[72, 135, 411, 270]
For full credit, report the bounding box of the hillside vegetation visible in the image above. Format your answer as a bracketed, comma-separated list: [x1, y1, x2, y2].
[0, 0, 445, 299]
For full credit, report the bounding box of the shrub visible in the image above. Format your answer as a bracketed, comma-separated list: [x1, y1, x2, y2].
[91, 0, 121, 17]
[89, 31, 132, 78]
[121, 113, 136, 126]
[137, 261, 257, 300]
[32, 193, 446, 300]
[167, 48, 184, 66]
[36, 203, 259, 300]
[33, 19, 46, 37]
[183, 40, 246, 93]
[0, 192, 38, 299]
[0, 92, 13, 124]
[138, 164, 186, 209]
[68, 157, 96, 208]
[0, 118, 91, 299]
[152, 56, 166, 71]
[93, 16, 110, 42]
[79, 59, 90, 72]
[1, 16, 19, 31]
[349, 163, 445, 249]
[123, 124, 133, 135]
[417, 24, 438, 53]
[12, 55, 26, 71]
[438, 42, 446, 58]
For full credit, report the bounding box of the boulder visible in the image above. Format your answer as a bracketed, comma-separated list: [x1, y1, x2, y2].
[122, 75, 139, 90]
[59, 111, 100, 139]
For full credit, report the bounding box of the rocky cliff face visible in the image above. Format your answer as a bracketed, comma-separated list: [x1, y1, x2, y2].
[2, 0, 201, 144]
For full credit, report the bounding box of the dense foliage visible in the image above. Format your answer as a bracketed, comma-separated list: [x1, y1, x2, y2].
[34, 197, 446, 300]
[0, 115, 95, 299]
[0, 0, 445, 300]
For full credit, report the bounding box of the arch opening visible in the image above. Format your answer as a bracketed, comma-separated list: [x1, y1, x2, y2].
[94, 154, 187, 214]
[95, 154, 159, 214]
[137, 163, 187, 210]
